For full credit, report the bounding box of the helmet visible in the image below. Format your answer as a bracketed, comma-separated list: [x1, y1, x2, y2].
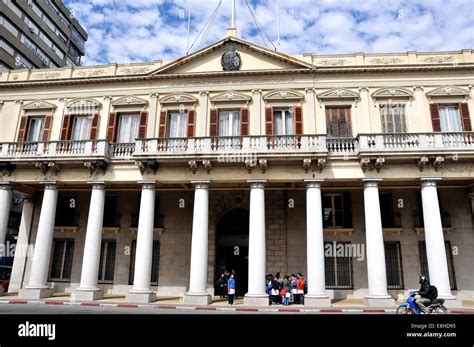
[419, 275, 426, 284]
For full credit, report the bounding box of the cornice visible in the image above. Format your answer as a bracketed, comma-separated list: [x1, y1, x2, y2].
[0, 64, 473, 90]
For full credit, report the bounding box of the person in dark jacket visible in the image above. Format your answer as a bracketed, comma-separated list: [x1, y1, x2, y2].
[414, 275, 432, 313]
[216, 271, 228, 298]
[227, 273, 236, 305]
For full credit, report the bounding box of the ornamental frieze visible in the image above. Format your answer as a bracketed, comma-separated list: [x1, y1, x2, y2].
[420, 56, 457, 64]
[75, 69, 106, 77]
[367, 57, 404, 65]
[118, 67, 153, 75]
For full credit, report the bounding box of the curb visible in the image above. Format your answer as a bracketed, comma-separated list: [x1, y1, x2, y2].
[0, 299, 473, 314]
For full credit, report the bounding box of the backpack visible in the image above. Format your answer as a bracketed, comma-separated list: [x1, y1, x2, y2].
[304, 281, 308, 295]
[428, 285, 438, 300]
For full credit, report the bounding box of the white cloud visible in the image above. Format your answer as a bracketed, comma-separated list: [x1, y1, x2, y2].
[64, 0, 474, 65]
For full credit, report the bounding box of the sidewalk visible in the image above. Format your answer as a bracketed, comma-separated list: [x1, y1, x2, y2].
[1, 294, 473, 313]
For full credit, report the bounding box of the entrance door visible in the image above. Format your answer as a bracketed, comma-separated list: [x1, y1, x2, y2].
[215, 208, 249, 297]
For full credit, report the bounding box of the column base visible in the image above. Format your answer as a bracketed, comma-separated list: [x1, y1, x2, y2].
[363, 295, 395, 308]
[183, 292, 212, 305]
[126, 291, 156, 303]
[304, 295, 332, 307]
[441, 297, 463, 309]
[244, 294, 269, 307]
[72, 289, 104, 301]
[18, 287, 54, 300]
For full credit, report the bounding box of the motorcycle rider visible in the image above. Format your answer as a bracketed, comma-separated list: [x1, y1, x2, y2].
[414, 275, 432, 313]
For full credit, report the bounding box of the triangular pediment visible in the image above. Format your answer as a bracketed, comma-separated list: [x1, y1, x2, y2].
[150, 37, 315, 76]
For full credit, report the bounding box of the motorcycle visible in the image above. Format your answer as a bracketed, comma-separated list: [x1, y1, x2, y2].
[396, 290, 447, 314]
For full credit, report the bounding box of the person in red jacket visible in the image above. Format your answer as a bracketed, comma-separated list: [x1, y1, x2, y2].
[296, 273, 305, 305]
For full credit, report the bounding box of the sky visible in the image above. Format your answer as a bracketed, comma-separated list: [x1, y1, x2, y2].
[63, 0, 474, 66]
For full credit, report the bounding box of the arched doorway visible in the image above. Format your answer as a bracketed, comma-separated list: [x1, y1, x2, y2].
[215, 208, 249, 297]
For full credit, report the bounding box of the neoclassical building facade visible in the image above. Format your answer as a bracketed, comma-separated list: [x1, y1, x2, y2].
[0, 34, 473, 307]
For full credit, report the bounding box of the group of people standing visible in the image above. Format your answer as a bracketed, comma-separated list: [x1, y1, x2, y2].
[216, 270, 236, 305]
[216, 270, 307, 306]
[266, 272, 307, 305]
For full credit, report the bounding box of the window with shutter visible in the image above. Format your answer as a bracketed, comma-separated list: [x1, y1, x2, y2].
[117, 113, 140, 143]
[26, 116, 45, 142]
[218, 109, 240, 136]
[71, 115, 92, 141]
[380, 103, 407, 133]
[326, 106, 352, 137]
[437, 105, 462, 132]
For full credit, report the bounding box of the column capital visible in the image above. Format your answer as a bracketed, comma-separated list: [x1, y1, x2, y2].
[420, 177, 442, 187]
[247, 179, 267, 189]
[137, 180, 157, 189]
[304, 179, 324, 188]
[0, 181, 14, 190]
[191, 180, 211, 189]
[362, 178, 382, 188]
[87, 181, 107, 190]
[39, 181, 59, 190]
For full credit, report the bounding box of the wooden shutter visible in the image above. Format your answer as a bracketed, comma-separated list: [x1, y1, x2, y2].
[187, 109, 195, 137]
[17, 116, 28, 141]
[265, 106, 273, 135]
[240, 108, 249, 136]
[430, 104, 441, 132]
[42, 114, 53, 141]
[294, 106, 303, 135]
[106, 112, 117, 143]
[60, 114, 72, 140]
[158, 110, 167, 137]
[210, 108, 218, 137]
[138, 111, 148, 139]
[344, 107, 352, 137]
[459, 103, 472, 131]
[89, 113, 100, 139]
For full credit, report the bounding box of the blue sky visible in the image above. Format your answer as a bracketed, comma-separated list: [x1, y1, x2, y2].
[63, 0, 474, 66]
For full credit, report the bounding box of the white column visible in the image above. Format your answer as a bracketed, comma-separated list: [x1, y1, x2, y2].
[74, 181, 106, 301]
[19, 181, 58, 299]
[184, 180, 211, 305]
[0, 182, 13, 247]
[304, 179, 331, 307]
[421, 178, 455, 300]
[362, 179, 394, 307]
[244, 180, 268, 306]
[9, 197, 35, 293]
[127, 180, 157, 303]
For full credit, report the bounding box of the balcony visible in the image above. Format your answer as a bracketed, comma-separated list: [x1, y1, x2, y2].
[0, 140, 109, 161]
[132, 135, 328, 160]
[359, 132, 474, 156]
[0, 132, 473, 164]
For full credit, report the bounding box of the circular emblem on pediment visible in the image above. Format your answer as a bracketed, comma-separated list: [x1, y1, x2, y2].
[221, 46, 241, 71]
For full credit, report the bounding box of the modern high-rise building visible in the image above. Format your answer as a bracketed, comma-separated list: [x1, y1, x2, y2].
[0, 0, 87, 70]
